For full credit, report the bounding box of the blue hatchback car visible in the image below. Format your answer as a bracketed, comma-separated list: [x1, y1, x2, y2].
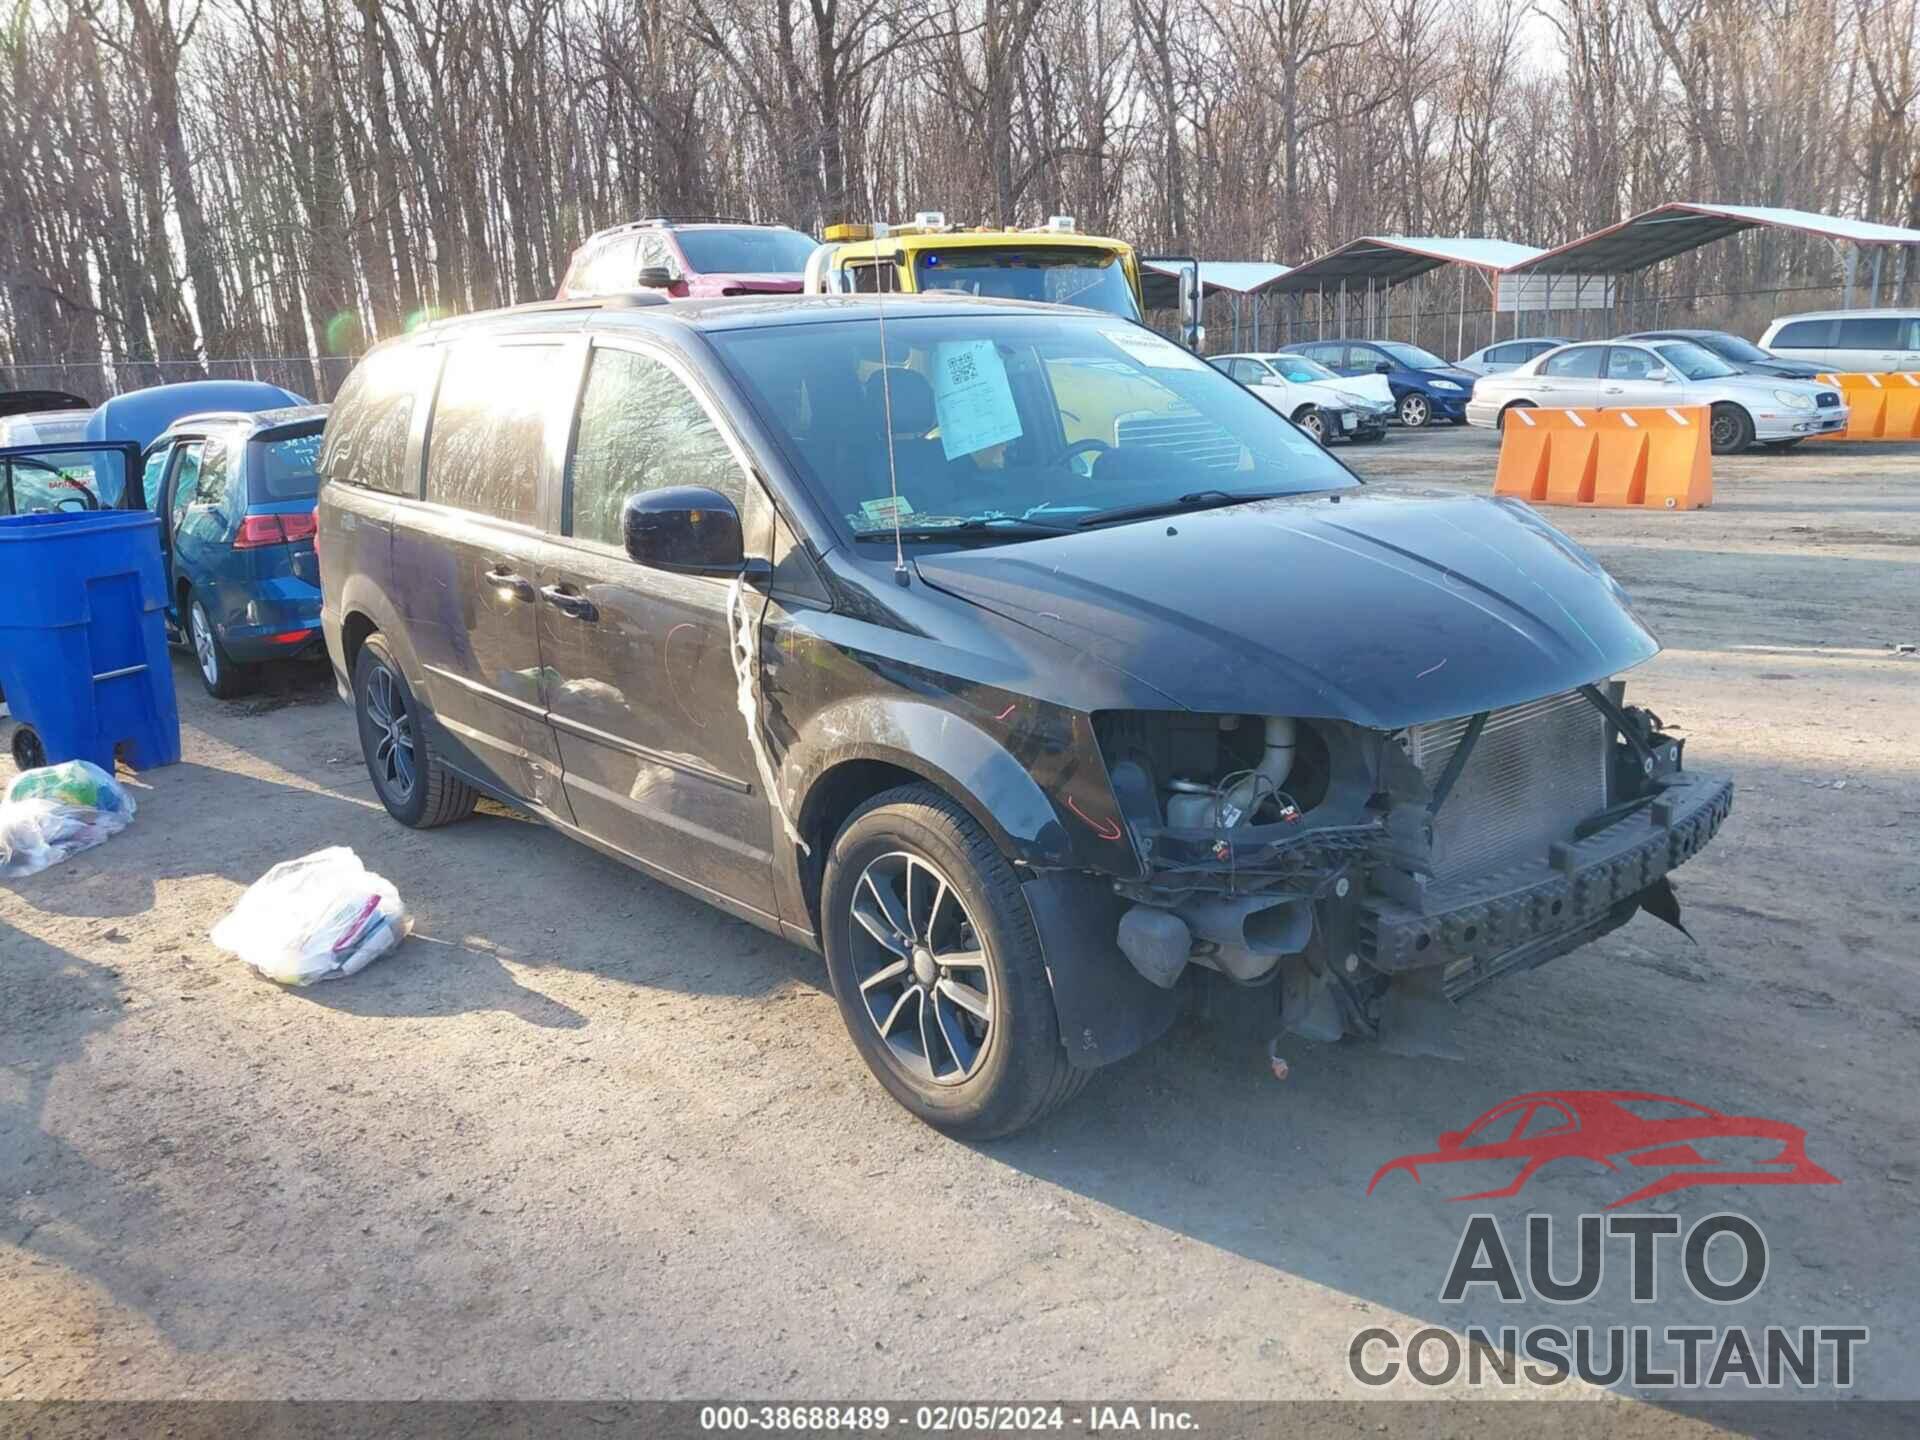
[1289, 338, 1479, 428]
[143, 406, 329, 696]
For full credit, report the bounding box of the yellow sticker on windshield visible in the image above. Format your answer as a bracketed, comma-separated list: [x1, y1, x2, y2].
[932, 341, 1024, 461]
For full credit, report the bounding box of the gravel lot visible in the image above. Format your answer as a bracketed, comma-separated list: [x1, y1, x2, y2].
[3, 426, 1916, 1422]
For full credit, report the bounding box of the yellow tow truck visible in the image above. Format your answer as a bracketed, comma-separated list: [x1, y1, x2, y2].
[802, 213, 1202, 348]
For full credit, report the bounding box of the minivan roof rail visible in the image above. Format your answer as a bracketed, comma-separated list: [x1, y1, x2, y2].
[415, 292, 672, 337]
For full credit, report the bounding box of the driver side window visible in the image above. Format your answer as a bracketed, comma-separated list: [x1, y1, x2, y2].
[565, 346, 747, 549]
[1606, 347, 1659, 380]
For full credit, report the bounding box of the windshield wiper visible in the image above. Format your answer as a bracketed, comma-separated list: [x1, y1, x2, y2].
[1076, 489, 1284, 528]
[851, 517, 1071, 543]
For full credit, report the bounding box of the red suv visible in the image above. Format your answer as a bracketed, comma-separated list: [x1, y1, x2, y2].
[556, 218, 817, 300]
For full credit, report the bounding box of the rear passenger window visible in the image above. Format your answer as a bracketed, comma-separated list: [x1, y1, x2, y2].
[565, 346, 744, 548]
[1772, 319, 1834, 348]
[321, 345, 436, 494]
[1543, 346, 1604, 378]
[425, 343, 559, 526]
[1838, 317, 1901, 347]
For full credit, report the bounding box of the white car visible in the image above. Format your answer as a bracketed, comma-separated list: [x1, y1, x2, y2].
[1758, 310, 1920, 374]
[1211, 352, 1393, 443]
[1464, 339, 1849, 453]
[1455, 337, 1573, 376]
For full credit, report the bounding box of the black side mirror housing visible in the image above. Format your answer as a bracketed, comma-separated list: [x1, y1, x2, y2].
[636, 266, 674, 289]
[623, 486, 753, 576]
[1374, 361, 1394, 374]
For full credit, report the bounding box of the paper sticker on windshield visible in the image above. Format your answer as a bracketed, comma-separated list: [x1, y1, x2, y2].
[1100, 325, 1211, 372]
[858, 495, 915, 526]
[932, 341, 1023, 461]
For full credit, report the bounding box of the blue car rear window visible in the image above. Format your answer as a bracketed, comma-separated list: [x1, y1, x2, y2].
[251, 431, 324, 502]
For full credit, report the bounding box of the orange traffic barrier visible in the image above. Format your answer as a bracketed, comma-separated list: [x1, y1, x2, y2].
[1493, 405, 1712, 511]
[1811, 372, 1920, 441]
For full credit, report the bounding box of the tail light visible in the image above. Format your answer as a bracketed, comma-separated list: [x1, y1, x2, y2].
[234, 510, 318, 548]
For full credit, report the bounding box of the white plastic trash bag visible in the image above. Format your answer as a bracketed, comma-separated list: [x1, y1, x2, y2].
[0, 760, 137, 878]
[213, 845, 411, 985]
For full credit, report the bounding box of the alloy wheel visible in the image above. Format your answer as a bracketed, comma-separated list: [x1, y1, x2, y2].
[847, 851, 995, 1085]
[190, 603, 219, 686]
[1400, 394, 1431, 427]
[1299, 412, 1326, 443]
[365, 663, 417, 802]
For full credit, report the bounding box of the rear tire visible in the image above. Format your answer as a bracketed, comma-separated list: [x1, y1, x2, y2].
[189, 592, 255, 699]
[352, 633, 477, 828]
[1709, 403, 1754, 455]
[11, 725, 46, 771]
[821, 783, 1087, 1138]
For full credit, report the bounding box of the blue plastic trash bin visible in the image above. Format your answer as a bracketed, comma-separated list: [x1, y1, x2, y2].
[0, 509, 180, 772]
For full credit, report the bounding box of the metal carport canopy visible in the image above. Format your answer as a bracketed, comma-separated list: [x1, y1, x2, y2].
[1508, 202, 1920, 275]
[1139, 260, 1292, 297]
[1257, 236, 1545, 291]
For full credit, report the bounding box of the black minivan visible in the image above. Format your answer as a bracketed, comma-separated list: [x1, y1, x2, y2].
[317, 292, 1731, 1137]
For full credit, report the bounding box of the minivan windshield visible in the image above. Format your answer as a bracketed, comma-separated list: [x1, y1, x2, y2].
[674, 227, 819, 274]
[1379, 342, 1448, 370]
[712, 312, 1356, 542]
[912, 247, 1141, 321]
[1651, 341, 1738, 380]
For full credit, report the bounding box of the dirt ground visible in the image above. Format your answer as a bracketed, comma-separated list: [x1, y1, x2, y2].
[3, 426, 1917, 1425]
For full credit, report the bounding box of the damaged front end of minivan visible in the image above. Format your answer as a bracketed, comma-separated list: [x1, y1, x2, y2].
[906, 488, 1734, 1061]
[1094, 688, 1731, 1054]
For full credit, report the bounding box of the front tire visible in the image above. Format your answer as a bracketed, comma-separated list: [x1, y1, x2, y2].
[189, 592, 254, 699]
[821, 784, 1086, 1138]
[352, 634, 477, 828]
[1709, 403, 1755, 454]
[1398, 392, 1432, 428]
[1292, 407, 1327, 444]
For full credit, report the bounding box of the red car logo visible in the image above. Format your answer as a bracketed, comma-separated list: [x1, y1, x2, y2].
[1367, 1090, 1839, 1209]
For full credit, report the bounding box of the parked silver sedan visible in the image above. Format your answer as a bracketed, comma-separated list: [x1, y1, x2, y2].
[1465, 339, 1849, 453]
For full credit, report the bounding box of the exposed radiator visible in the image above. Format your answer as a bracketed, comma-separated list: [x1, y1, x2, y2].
[1402, 689, 1608, 885]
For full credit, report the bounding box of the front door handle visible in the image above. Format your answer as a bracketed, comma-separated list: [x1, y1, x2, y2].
[484, 565, 536, 602]
[540, 584, 598, 622]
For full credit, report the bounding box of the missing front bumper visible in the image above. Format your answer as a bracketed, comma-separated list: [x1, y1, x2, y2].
[1358, 770, 1733, 994]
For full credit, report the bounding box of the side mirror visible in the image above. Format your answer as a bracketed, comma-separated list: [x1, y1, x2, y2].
[636, 266, 674, 289]
[1649, 370, 1675, 382]
[622, 486, 752, 576]
[1374, 361, 1393, 374]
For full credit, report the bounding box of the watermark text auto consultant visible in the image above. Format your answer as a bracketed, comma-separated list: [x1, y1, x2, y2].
[1349, 1212, 1867, 1390]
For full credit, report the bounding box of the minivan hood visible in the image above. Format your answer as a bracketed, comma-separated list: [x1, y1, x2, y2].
[913, 490, 1659, 729]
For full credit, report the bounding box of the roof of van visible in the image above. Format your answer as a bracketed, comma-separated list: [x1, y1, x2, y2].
[406, 291, 1096, 341]
[1764, 308, 1920, 322]
[158, 404, 329, 439]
